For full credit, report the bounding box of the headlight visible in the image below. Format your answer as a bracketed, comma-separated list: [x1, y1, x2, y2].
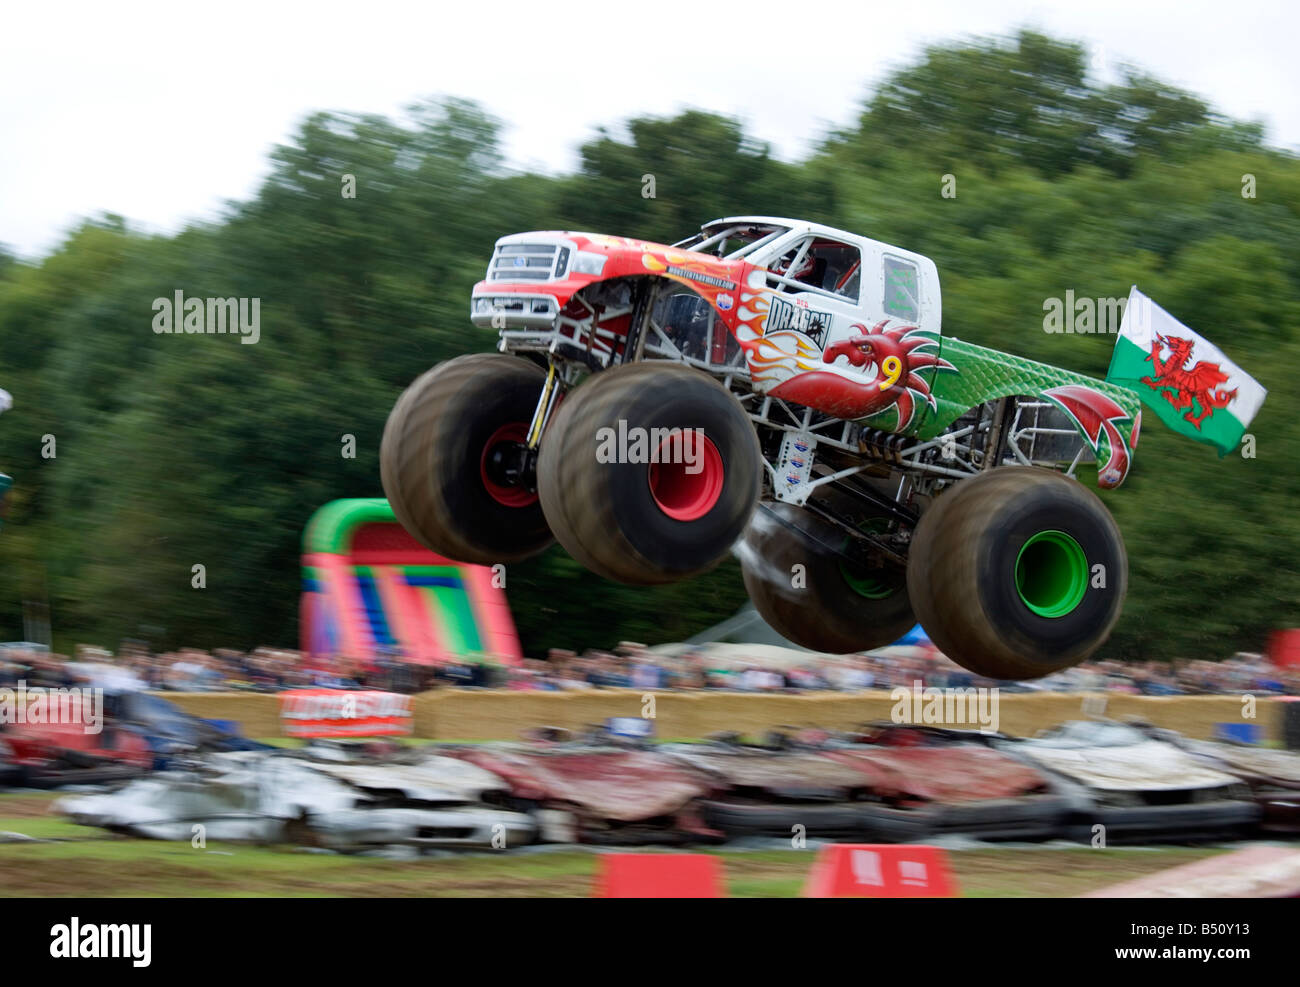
[474, 298, 492, 315]
[572, 251, 607, 276]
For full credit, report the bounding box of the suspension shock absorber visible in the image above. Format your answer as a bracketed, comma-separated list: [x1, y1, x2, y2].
[857, 427, 910, 464]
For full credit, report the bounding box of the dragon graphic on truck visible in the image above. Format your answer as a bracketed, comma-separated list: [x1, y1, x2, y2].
[765, 320, 956, 427]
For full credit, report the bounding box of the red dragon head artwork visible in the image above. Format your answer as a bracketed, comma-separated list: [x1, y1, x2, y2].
[772, 320, 955, 426]
[1158, 334, 1195, 367]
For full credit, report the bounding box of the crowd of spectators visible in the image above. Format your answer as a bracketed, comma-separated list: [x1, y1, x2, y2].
[1034, 655, 1297, 696]
[0, 643, 437, 694]
[0, 640, 1295, 697]
[503, 646, 1299, 695]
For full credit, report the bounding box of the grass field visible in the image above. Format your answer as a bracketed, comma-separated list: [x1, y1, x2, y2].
[0, 791, 1252, 897]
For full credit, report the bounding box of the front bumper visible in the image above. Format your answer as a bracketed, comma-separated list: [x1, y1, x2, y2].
[309, 806, 538, 850]
[469, 292, 560, 329]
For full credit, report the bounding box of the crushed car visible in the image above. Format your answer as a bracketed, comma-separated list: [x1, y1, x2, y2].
[112, 691, 270, 769]
[663, 732, 921, 841]
[666, 725, 1067, 843]
[1135, 723, 1300, 834]
[1, 686, 267, 787]
[4, 722, 153, 788]
[821, 724, 1072, 842]
[449, 739, 719, 845]
[993, 720, 1260, 843]
[56, 745, 536, 851]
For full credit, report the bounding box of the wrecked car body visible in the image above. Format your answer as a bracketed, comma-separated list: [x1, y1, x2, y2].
[56, 748, 536, 851]
[822, 725, 1071, 842]
[664, 739, 914, 841]
[449, 744, 719, 844]
[1, 690, 268, 787]
[113, 692, 270, 768]
[52, 721, 1271, 851]
[666, 726, 1067, 842]
[993, 721, 1259, 843]
[1136, 725, 1300, 834]
[5, 721, 152, 788]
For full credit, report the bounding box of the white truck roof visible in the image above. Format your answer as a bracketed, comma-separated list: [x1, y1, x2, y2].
[702, 216, 937, 269]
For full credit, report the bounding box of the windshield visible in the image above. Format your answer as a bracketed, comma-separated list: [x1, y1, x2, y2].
[673, 222, 789, 259]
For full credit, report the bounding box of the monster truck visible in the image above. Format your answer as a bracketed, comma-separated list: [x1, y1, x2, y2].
[379, 217, 1223, 679]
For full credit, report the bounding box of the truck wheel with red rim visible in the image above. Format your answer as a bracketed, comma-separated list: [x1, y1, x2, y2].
[380, 353, 552, 564]
[537, 362, 761, 585]
[738, 501, 916, 654]
[906, 466, 1127, 680]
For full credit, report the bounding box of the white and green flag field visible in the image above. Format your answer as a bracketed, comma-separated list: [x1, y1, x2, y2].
[1107, 287, 1267, 455]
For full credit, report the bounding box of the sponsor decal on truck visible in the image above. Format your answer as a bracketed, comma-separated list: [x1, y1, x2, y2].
[766, 296, 834, 345]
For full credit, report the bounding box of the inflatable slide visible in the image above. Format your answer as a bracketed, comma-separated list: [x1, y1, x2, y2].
[300, 499, 521, 665]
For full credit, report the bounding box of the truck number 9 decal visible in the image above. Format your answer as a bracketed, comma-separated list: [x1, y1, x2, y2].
[879, 355, 902, 390]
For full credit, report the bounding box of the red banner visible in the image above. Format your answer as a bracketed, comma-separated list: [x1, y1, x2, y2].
[279, 689, 413, 737]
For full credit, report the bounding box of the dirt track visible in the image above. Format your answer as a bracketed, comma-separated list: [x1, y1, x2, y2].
[0, 795, 60, 820]
[0, 830, 1225, 898]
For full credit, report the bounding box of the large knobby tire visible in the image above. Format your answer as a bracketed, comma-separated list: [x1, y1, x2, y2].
[906, 466, 1126, 680]
[380, 353, 552, 564]
[537, 362, 761, 585]
[738, 501, 915, 654]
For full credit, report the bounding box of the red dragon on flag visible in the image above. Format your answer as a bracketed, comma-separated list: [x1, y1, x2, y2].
[1141, 334, 1238, 430]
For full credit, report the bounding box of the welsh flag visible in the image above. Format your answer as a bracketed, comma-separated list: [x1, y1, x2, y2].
[1106, 287, 1266, 455]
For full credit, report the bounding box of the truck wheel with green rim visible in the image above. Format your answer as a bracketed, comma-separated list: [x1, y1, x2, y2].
[906, 466, 1126, 680]
[738, 501, 915, 654]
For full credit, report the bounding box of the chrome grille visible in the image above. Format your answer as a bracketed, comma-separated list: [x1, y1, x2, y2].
[489, 243, 561, 281]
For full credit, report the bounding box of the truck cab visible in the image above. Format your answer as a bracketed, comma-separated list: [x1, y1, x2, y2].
[678, 216, 942, 345]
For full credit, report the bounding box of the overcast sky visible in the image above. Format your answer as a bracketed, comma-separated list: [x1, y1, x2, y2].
[1, 0, 1294, 259]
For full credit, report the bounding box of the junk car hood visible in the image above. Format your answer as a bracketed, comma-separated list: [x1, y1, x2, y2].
[1006, 722, 1240, 792]
[452, 747, 714, 822]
